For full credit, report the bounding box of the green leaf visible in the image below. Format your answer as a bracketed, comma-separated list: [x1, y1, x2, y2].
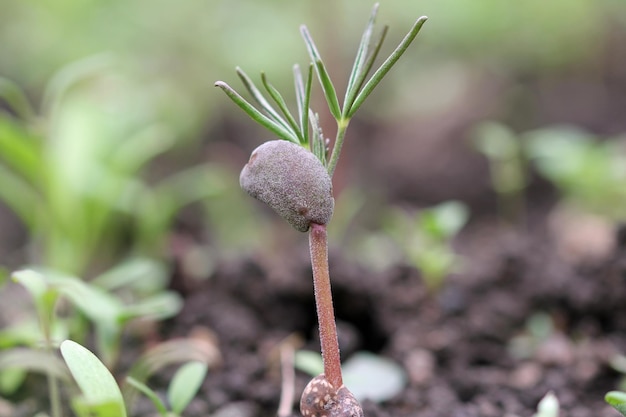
[215, 81, 298, 143]
[50, 273, 123, 326]
[261, 73, 304, 143]
[0, 77, 35, 120]
[294, 350, 324, 376]
[91, 258, 169, 293]
[606, 391, 626, 417]
[0, 164, 39, 228]
[12, 269, 48, 300]
[348, 16, 428, 118]
[123, 337, 219, 410]
[0, 347, 70, 381]
[343, 4, 380, 116]
[300, 26, 342, 120]
[0, 114, 43, 184]
[120, 292, 183, 323]
[12, 270, 59, 332]
[293, 64, 313, 146]
[342, 352, 406, 403]
[168, 361, 208, 414]
[72, 399, 128, 417]
[0, 368, 27, 394]
[236, 67, 292, 132]
[419, 201, 469, 239]
[126, 377, 168, 416]
[60, 340, 127, 417]
[532, 392, 559, 417]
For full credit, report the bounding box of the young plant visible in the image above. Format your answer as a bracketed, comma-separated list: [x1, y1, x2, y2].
[385, 201, 469, 291]
[524, 126, 626, 221]
[61, 340, 209, 417]
[606, 391, 626, 417]
[472, 121, 528, 226]
[532, 392, 559, 417]
[215, 4, 427, 416]
[3, 268, 216, 417]
[4, 267, 181, 417]
[0, 59, 221, 276]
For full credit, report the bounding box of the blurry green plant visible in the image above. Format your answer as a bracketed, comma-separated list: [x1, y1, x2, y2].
[385, 201, 469, 291]
[126, 361, 207, 417]
[532, 392, 559, 417]
[60, 339, 208, 417]
[508, 312, 556, 359]
[1, 268, 216, 417]
[524, 126, 626, 221]
[0, 56, 222, 276]
[216, 3, 427, 416]
[606, 390, 626, 417]
[472, 121, 528, 225]
[605, 353, 626, 414]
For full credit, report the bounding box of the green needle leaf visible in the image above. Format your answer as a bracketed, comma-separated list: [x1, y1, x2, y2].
[343, 3, 379, 115]
[214, 81, 298, 143]
[293, 64, 313, 146]
[235, 68, 292, 132]
[261, 73, 304, 143]
[300, 25, 342, 120]
[344, 26, 388, 117]
[348, 15, 428, 118]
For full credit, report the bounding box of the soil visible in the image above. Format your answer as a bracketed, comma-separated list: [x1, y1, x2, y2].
[162, 215, 626, 417]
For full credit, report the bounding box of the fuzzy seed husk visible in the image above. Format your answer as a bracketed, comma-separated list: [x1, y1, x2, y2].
[300, 374, 363, 417]
[240, 140, 334, 232]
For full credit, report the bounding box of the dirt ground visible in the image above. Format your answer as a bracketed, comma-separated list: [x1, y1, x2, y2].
[164, 213, 626, 417]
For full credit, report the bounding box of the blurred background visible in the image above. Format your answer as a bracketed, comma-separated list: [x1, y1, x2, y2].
[1, 0, 626, 289]
[2, 1, 626, 416]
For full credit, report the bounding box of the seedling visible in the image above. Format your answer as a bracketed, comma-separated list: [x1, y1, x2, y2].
[606, 390, 626, 417]
[4, 268, 216, 417]
[216, 4, 427, 416]
[532, 392, 559, 417]
[61, 340, 209, 417]
[524, 126, 626, 220]
[385, 201, 469, 291]
[472, 121, 528, 226]
[0, 60, 222, 276]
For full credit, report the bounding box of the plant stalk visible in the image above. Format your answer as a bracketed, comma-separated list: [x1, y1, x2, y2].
[327, 117, 350, 177]
[308, 223, 343, 388]
[43, 324, 62, 417]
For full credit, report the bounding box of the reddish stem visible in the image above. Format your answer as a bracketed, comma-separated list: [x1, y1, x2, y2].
[309, 222, 343, 388]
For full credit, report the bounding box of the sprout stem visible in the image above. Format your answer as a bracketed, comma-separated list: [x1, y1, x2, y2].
[308, 223, 343, 388]
[327, 118, 350, 177]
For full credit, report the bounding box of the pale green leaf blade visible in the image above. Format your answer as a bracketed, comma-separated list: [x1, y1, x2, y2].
[126, 377, 168, 416]
[342, 352, 406, 403]
[214, 81, 298, 143]
[343, 3, 379, 114]
[236, 67, 292, 131]
[294, 350, 324, 377]
[261, 73, 304, 143]
[348, 16, 428, 118]
[606, 391, 626, 417]
[168, 361, 208, 414]
[300, 26, 341, 120]
[533, 392, 559, 417]
[60, 340, 127, 417]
